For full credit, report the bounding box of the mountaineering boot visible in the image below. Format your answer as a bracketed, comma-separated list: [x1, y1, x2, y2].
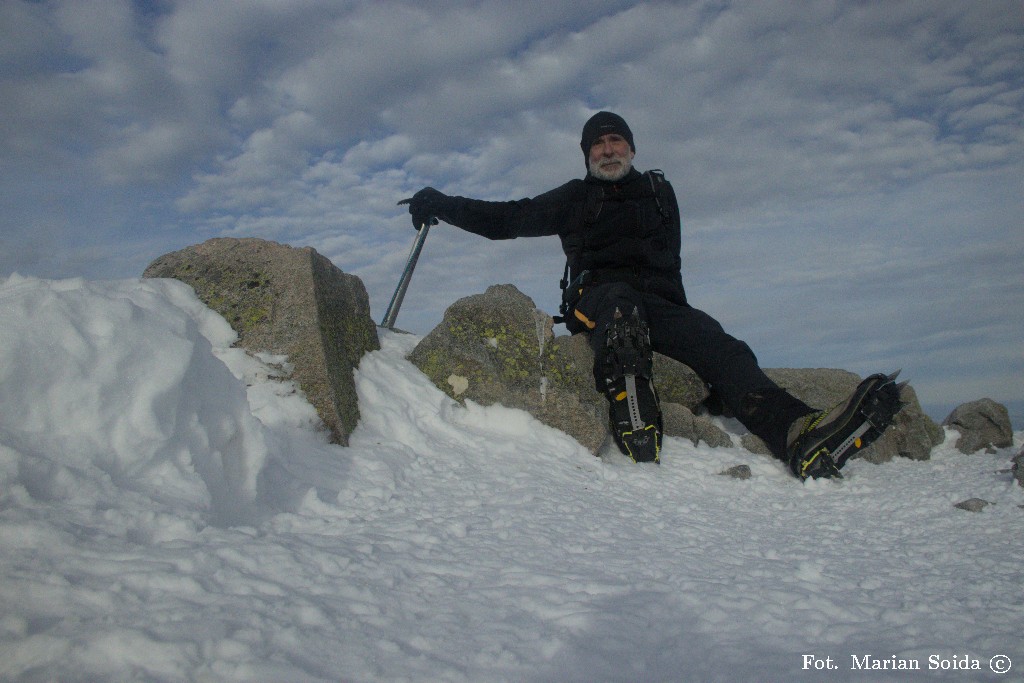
[787, 371, 907, 480]
[603, 307, 662, 463]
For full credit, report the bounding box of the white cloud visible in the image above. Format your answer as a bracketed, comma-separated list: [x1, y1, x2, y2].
[1, 0, 1022, 416]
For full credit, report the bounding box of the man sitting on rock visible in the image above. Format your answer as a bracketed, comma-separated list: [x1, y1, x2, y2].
[401, 111, 903, 478]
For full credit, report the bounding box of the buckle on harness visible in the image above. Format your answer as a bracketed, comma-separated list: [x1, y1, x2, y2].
[554, 269, 590, 323]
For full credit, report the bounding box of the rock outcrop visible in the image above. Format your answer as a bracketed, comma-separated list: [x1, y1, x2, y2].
[408, 284, 943, 462]
[942, 398, 1014, 454]
[408, 284, 715, 453]
[144, 238, 378, 445]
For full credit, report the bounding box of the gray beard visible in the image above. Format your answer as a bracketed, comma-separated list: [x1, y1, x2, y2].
[589, 154, 633, 181]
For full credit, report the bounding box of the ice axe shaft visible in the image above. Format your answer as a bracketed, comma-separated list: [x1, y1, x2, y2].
[380, 220, 431, 329]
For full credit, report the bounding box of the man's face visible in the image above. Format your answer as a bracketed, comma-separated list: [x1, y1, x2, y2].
[588, 133, 634, 181]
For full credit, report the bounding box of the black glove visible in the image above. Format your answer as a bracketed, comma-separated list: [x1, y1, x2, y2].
[397, 187, 447, 230]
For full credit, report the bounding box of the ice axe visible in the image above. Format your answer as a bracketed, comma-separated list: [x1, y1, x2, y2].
[381, 204, 435, 330]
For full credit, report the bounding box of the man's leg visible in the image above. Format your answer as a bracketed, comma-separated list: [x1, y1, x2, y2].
[575, 282, 646, 383]
[642, 293, 814, 460]
[575, 282, 661, 461]
[643, 293, 906, 478]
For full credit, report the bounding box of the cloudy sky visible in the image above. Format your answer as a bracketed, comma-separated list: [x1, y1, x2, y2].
[2, 0, 1022, 421]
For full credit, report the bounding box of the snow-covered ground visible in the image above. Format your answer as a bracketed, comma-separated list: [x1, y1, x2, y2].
[1, 275, 1021, 683]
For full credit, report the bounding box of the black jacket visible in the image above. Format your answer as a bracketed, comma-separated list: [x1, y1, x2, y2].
[435, 168, 687, 305]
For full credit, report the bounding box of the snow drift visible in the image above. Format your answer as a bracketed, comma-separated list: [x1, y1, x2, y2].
[0, 275, 1021, 682]
[0, 275, 268, 528]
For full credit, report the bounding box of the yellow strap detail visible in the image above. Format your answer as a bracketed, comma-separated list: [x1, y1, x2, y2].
[615, 391, 628, 401]
[801, 448, 825, 477]
[574, 309, 596, 330]
[621, 424, 661, 463]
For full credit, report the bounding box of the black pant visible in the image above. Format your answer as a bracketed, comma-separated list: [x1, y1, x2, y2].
[575, 282, 814, 460]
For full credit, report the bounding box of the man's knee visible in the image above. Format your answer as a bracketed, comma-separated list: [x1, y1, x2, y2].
[592, 307, 653, 393]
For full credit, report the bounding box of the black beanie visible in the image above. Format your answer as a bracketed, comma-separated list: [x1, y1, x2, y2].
[580, 111, 635, 156]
